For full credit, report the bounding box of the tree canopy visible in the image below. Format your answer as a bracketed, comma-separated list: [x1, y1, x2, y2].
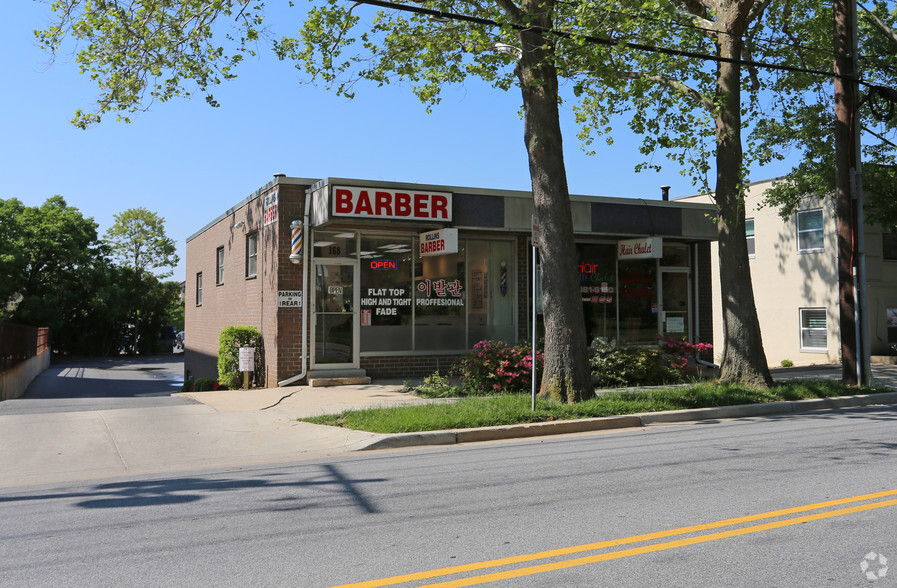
[105, 207, 179, 277]
[36, 0, 897, 388]
[758, 1, 897, 228]
[1, 196, 182, 356]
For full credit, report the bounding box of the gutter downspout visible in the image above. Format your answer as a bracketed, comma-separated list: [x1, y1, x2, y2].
[277, 191, 312, 387]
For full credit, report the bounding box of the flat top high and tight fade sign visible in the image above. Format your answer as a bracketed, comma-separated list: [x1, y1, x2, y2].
[333, 186, 452, 221]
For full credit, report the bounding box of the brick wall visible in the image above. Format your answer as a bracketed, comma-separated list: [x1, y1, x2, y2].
[275, 184, 309, 383]
[185, 180, 312, 384]
[361, 354, 465, 379]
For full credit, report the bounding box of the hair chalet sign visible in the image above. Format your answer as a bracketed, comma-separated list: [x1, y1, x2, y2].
[333, 186, 452, 221]
[618, 236, 663, 260]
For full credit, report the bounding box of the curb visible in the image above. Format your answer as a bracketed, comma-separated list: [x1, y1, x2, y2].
[357, 392, 897, 451]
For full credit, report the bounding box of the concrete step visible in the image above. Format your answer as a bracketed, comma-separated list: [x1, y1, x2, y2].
[308, 377, 372, 387]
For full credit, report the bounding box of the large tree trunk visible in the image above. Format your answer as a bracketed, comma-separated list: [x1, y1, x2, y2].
[714, 7, 774, 388]
[515, 6, 592, 403]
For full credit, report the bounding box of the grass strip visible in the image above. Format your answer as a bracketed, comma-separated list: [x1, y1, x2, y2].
[299, 380, 893, 434]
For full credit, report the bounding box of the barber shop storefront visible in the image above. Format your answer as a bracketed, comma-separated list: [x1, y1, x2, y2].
[185, 176, 717, 385]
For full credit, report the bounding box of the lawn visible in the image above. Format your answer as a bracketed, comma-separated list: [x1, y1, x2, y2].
[299, 380, 894, 434]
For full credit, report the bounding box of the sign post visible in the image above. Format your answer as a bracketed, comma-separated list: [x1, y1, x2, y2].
[239, 347, 255, 390]
[531, 216, 540, 412]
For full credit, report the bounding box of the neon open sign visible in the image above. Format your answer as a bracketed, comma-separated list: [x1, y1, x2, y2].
[370, 260, 398, 270]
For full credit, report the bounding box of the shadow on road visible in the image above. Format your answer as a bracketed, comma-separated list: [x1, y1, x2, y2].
[0, 464, 385, 512]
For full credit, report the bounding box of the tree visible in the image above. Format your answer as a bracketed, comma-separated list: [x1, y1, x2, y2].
[759, 1, 897, 227]
[38, 0, 594, 401]
[567, 0, 783, 387]
[105, 207, 179, 277]
[0, 196, 117, 352]
[295, 0, 594, 401]
[745, 0, 897, 384]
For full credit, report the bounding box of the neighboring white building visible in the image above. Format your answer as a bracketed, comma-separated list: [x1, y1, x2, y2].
[680, 178, 897, 367]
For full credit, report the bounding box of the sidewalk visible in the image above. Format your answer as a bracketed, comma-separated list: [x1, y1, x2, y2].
[2, 365, 895, 489]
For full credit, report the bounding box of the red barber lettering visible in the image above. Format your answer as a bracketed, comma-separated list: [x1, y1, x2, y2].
[375, 192, 393, 216]
[335, 189, 354, 214]
[395, 192, 411, 217]
[431, 194, 449, 219]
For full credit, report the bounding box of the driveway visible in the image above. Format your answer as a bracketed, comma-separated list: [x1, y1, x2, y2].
[0, 355, 192, 415]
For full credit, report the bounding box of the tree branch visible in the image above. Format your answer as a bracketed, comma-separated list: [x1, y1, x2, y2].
[860, 2, 897, 48]
[616, 71, 714, 110]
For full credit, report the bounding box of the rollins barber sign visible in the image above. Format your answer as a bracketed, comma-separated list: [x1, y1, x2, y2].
[333, 186, 452, 221]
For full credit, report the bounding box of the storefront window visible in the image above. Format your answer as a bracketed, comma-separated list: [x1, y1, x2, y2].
[467, 241, 515, 346]
[577, 243, 618, 345]
[661, 243, 690, 267]
[359, 236, 413, 352]
[313, 231, 357, 258]
[415, 245, 466, 351]
[618, 259, 658, 345]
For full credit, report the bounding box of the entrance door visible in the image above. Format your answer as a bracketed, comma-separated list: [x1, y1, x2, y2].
[660, 270, 691, 341]
[313, 262, 358, 368]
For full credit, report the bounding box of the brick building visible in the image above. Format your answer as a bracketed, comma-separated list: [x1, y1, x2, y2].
[185, 175, 718, 386]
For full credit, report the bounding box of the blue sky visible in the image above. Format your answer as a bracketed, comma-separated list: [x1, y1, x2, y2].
[1, 2, 798, 282]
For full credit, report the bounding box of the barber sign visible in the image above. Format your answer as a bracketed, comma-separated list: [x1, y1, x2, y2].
[419, 228, 458, 257]
[333, 186, 452, 221]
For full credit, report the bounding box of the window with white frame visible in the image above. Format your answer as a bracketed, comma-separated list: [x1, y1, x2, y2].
[246, 232, 258, 278]
[800, 308, 827, 350]
[745, 218, 755, 257]
[797, 209, 824, 252]
[216, 246, 224, 285]
[196, 272, 203, 306]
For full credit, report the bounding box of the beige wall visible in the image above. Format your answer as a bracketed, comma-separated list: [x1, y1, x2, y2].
[864, 223, 897, 356]
[683, 178, 897, 366]
[682, 180, 841, 367]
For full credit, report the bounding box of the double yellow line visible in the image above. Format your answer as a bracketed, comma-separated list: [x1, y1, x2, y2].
[332, 488, 897, 588]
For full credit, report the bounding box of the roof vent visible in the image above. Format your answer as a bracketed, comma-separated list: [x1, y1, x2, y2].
[660, 185, 671, 201]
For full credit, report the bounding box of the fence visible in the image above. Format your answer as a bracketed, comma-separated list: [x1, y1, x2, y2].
[0, 322, 50, 372]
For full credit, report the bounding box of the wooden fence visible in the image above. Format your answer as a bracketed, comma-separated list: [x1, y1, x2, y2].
[0, 322, 50, 372]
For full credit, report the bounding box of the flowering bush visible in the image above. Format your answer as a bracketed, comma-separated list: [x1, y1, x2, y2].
[180, 378, 220, 392]
[458, 340, 543, 394]
[658, 336, 713, 377]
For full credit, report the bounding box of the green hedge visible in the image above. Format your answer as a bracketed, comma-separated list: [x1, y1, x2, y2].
[217, 326, 264, 389]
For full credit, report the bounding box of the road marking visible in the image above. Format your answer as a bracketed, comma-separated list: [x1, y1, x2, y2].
[330, 488, 897, 588]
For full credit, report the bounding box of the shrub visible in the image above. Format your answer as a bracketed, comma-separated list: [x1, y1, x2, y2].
[780, 359, 794, 367]
[658, 336, 713, 377]
[458, 340, 543, 395]
[589, 341, 679, 387]
[413, 371, 462, 398]
[180, 377, 219, 392]
[217, 326, 264, 390]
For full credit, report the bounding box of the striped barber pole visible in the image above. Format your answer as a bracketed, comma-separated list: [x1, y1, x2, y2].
[289, 221, 303, 263]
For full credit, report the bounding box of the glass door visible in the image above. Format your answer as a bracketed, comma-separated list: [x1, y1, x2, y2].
[660, 269, 691, 341]
[313, 262, 358, 368]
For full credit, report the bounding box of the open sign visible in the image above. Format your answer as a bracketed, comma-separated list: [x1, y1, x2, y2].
[370, 260, 397, 270]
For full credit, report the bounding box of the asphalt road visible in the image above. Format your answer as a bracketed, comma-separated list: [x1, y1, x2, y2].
[1, 405, 895, 587]
[1, 355, 190, 414]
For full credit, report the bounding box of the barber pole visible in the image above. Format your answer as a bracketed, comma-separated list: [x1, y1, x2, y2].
[289, 221, 303, 264]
